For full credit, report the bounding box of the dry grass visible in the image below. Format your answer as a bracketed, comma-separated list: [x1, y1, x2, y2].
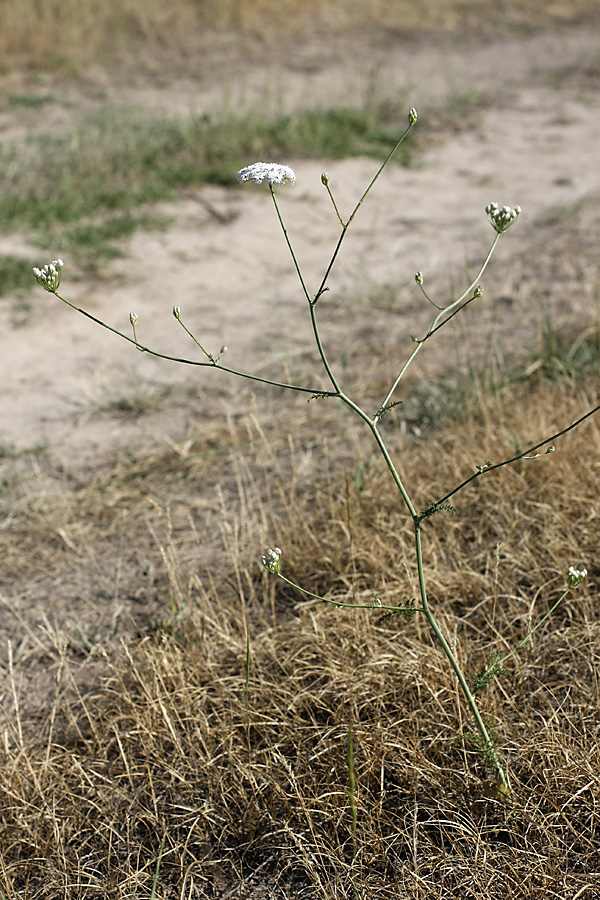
[1, 0, 598, 72]
[1, 360, 599, 897]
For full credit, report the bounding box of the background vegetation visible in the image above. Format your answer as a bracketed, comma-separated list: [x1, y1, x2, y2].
[1, 2, 600, 898]
[0, 0, 598, 72]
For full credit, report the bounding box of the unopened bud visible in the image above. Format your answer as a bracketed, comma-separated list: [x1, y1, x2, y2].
[261, 547, 282, 575]
[321, 172, 329, 186]
[415, 272, 424, 285]
[474, 286, 483, 298]
[172, 306, 181, 320]
[566, 566, 587, 589]
[408, 107, 418, 125]
[32, 258, 64, 293]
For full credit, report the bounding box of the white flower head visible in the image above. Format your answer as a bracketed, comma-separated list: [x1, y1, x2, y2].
[32, 258, 64, 293]
[261, 547, 282, 575]
[237, 162, 296, 186]
[566, 566, 588, 589]
[485, 202, 521, 234]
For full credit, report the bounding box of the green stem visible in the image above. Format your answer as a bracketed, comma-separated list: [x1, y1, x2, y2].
[269, 185, 312, 305]
[313, 117, 416, 307]
[413, 527, 507, 785]
[324, 182, 345, 227]
[176, 316, 214, 361]
[269, 188, 342, 392]
[347, 722, 357, 861]
[276, 572, 423, 614]
[53, 291, 335, 398]
[380, 233, 500, 410]
[270, 154, 505, 782]
[346, 120, 415, 228]
[431, 400, 600, 510]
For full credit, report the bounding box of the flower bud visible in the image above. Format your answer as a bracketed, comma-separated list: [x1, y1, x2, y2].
[566, 566, 587, 589]
[129, 312, 138, 326]
[408, 107, 418, 125]
[173, 306, 181, 320]
[321, 172, 329, 186]
[415, 272, 424, 285]
[485, 202, 521, 234]
[261, 547, 282, 575]
[32, 258, 64, 293]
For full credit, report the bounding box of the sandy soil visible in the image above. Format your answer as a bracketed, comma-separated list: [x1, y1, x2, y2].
[0, 25, 599, 476]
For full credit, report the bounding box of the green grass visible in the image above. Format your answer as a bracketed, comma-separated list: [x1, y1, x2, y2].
[0, 253, 40, 297]
[0, 101, 417, 267]
[6, 92, 54, 109]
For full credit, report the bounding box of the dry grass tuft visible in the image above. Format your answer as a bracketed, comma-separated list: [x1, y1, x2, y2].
[1, 365, 599, 897]
[0, 0, 598, 72]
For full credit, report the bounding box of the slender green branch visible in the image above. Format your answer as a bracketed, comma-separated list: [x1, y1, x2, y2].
[313, 228, 347, 307]
[174, 312, 215, 362]
[276, 572, 423, 614]
[322, 174, 345, 227]
[310, 302, 342, 394]
[54, 292, 336, 397]
[269, 185, 312, 306]
[346, 118, 416, 228]
[334, 390, 418, 519]
[312, 116, 417, 307]
[412, 291, 480, 344]
[413, 527, 507, 785]
[430, 400, 600, 511]
[347, 722, 358, 861]
[269, 186, 342, 392]
[380, 234, 500, 410]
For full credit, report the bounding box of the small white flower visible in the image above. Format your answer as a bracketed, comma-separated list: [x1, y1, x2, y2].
[237, 163, 296, 186]
[485, 203, 521, 234]
[566, 566, 588, 589]
[32, 258, 64, 293]
[261, 547, 282, 575]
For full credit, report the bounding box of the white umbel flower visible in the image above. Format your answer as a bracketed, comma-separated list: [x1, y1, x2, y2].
[566, 566, 588, 589]
[32, 258, 64, 293]
[261, 547, 282, 575]
[237, 162, 296, 186]
[485, 202, 521, 234]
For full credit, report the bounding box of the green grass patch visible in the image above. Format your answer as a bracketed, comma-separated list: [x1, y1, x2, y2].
[6, 92, 55, 109]
[0, 101, 417, 263]
[56, 211, 172, 271]
[0, 254, 39, 297]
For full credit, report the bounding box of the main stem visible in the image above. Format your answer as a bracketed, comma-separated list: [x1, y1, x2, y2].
[413, 527, 507, 785]
[342, 396, 506, 784]
[271, 146, 507, 785]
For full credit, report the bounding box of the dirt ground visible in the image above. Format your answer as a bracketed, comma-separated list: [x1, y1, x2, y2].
[1, 19, 600, 715]
[1, 24, 599, 472]
[1, 20, 600, 898]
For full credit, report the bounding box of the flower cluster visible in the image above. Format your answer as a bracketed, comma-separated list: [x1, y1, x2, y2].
[261, 547, 282, 575]
[485, 203, 521, 234]
[236, 163, 296, 186]
[32, 259, 64, 293]
[566, 566, 588, 589]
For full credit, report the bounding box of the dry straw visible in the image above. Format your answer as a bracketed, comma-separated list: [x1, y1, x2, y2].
[15, 106, 600, 895]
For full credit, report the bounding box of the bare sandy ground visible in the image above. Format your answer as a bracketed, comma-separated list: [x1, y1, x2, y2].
[1, 24, 599, 473]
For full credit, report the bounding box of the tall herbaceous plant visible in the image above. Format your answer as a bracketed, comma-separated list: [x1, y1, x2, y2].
[33, 108, 594, 798]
